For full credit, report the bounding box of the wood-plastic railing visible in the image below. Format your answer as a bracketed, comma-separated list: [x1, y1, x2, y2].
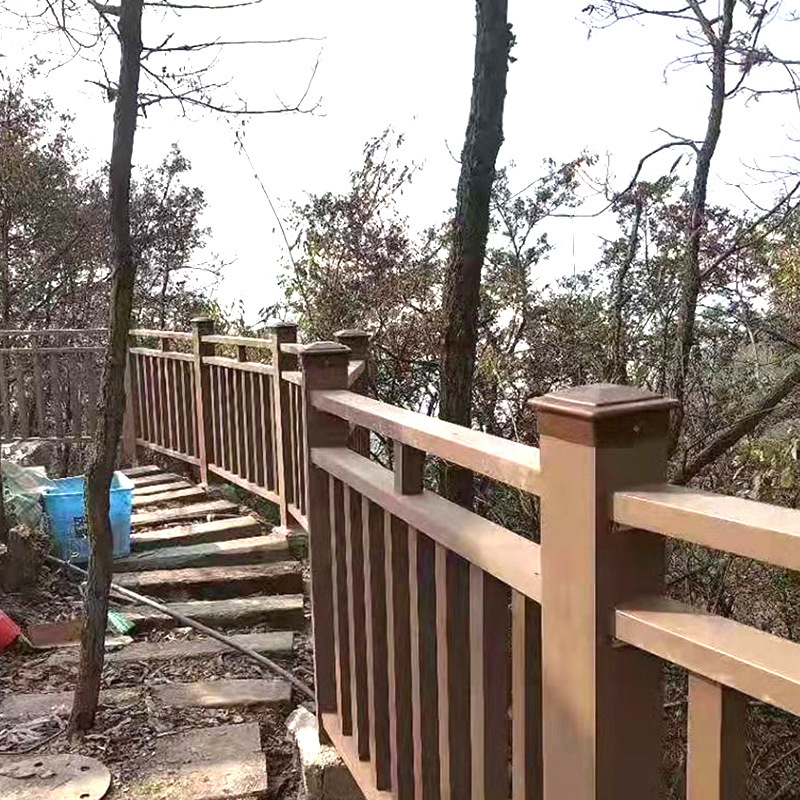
[0, 328, 107, 443]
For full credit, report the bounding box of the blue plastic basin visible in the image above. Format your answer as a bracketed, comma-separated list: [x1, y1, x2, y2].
[42, 472, 133, 561]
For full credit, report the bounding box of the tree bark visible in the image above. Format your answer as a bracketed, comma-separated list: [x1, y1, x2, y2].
[439, 0, 512, 508]
[668, 0, 735, 453]
[70, 0, 143, 733]
[610, 195, 643, 384]
[674, 361, 800, 485]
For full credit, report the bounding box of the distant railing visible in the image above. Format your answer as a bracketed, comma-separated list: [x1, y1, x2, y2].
[0, 328, 107, 443]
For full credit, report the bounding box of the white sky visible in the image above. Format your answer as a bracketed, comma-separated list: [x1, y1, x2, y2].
[3, 1, 800, 323]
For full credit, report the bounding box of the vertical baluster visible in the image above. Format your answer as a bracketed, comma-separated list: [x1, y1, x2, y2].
[330, 475, 352, 734]
[512, 592, 542, 800]
[33, 344, 45, 436]
[216, 366, 226, 469]
[188, 359, 198, 457]
[87, 352, 99, 437]
[176, 359, 188, 455]
[258, 374, 271, 489]
[50, 353, 64, 439]
[69, 353, 80, 439]
[191, 317, 215, 484]
[225, 367, 236, 472]
[287, 383, 298, 505]
[163, 353, 175, 452]
[686, 674, 747, 800]
[249, 371, 262, 485]
[0, 354, 12, 439]
[16, 357, 29, 438]
[151, 356, 163, 446]
[134, 354, 147, 442]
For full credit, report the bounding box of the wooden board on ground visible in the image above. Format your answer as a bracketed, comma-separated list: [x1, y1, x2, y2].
[113, 562, 304, 600]
[123, 594, 305, 632]
[130, 516, 262, 552]
[0, 687, 139, 723]
[131, 499, 239, 528]
[121, 465, 163, 477]
[154, 678, 291, 709]
[0, 755, 111, 800]
[133, 486, 208, 508]
[128, 723, 266, 800]
[116, 533, 290, 572]
[129, 472, 181, 487]
[134, 480, 194, 496]
[46, 631, 294, 667]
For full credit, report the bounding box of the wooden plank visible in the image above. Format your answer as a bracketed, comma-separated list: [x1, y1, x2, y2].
[50, 353, 63, 438]
[202, 355, 274, 375]
[245, 371, 258, 484]
[686, 674, 748, 800]
[129, 471, 180, 487]
[363, 497, 391, 789]
[411, 530, 440, 800]
[177, 360, 189, 456]
[614, 483, 800, 573]
[616, 595, 800, 718]
[48, 631, 294, 666]
[346, 485, 370, 759]
[136, 438, 200, 466]
[255, 373, 268, 488]
[132, 486, 208, 508]
[134, 354, 149, 442]
[133, 480, 193, 495]
[166, 356, 177, 451]
[512, 592, 543, 800]
[129, 346, 194, 361]
[330, 476, 353, 735]
[288, 382, 299, 505]
[117, 533, 289, 572]
[122, 464, 163, 477]
[131, 499, 238, 528]
[130, 328, 192, 342]
[33, 346, 45, 435]
[312, 389, 543, 496]
[225, 367, 236, 473]
[156, 355, 168, 446]
[0, 353, 11, 437]
[270, 325, 298, 529]
[154, 678, 291, 709]
[386, 513, 413, 800]
[206, 464, 281, 505]
[130, 515, 262, 552]
[233, 368, 245, 477]
[313, 447, 541, 603]
[171, 358, 184, 455]
[16, 357, 29, 437]
[113, 562, 303, 599]
[201, 334, 273, 350]
[297, 384, 307, 513]
[123, 593, 305, 632]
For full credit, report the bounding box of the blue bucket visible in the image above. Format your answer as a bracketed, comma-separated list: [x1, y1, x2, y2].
[42, 472, 133, 561]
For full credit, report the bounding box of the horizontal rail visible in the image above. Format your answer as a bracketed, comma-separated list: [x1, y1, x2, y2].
[201, 334, 273, 350]
[282, 370, 303, 386]
[202, 356, 274, 376]
[130, 347, 194, 362]
[312, 390, 543, 496]
[0, 346, 105, 354]
[615, 595, 800, 717]
[129, 329, 193, 342]
[347, 360, 365, 387]
[0, 329, 107, 336]
[287, 502, 308, 532]
[312, 446, 542, 603]
[208, 464, 280, 505]
[614, 484, 800, 572]
[135, 438, 200, 466]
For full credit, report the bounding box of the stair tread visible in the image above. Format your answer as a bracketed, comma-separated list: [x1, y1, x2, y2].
[133, 486, 208, 508]
[130, 516, 262, 552]
[132, 499, 239, 528]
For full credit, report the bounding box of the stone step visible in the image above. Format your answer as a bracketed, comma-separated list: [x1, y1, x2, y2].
[132, 499, 239, 528]
[128, 723, 267, 800]
[47, 631, 294, 667]
[129, 471, 182, 487]
[113, 562, 303, 600]
[131, 516, 262, 552]
[0, 687, 139, 723]
[116, 533, 289, 572]
[123, 594, 305, 632]
[153, 678, 291, 709]
[134, 480, 194, 496]
[121, 465, 163, 477]
[133, 486, 208, 508]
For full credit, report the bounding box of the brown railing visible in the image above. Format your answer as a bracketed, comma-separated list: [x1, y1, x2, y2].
[0, 328, 107, 442]
[125, 327, 800, 798]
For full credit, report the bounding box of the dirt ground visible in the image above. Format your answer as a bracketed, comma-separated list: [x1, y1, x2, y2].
[0, 560, 315, 799]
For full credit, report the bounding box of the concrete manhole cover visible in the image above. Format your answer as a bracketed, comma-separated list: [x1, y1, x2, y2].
[0, 754, 111, 800]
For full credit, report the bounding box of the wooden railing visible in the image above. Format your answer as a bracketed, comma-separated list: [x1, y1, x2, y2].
[125, 327, 800, 798]
[0, 328, 107, 442]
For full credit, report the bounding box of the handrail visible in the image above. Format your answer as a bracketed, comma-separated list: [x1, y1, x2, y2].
[202, 355, 274, 375]
[280, 342, 304, 355]
[615, 595, 800, 717]
[312, 446, 542, 603]
[201, 334, 273, 350]
[129, 347, 194, 362]
[311, 389, 543, 496]
[129, 328, 193, 342]
[347, 359, 365, 387]
[613, 483, 800, 572]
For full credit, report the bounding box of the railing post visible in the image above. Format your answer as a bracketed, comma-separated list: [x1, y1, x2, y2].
[335, 328, 370, 457]
[530, 384, 676, 800]
[191, 317, 215, 486]
[269, 321, 298, 529]
[121, 337, 137, 467]
[300, 341, 350, 726]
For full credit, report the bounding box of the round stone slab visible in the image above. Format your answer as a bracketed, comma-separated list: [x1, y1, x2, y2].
[0, 754, 111, 800]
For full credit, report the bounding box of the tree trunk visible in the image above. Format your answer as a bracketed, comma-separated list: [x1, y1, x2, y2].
[439, 0, 512, 508]
[668, 0, 735, 453]
[70, 0, 143, 733]
[610, 195, 643, 384]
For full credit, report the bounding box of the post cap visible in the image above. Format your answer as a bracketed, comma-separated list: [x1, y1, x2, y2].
[334, 329, 370, 339]
[265, 319, 298, 330]
[190, 316, 214, 325]
[530, 383, 677, 446]
[301, 341, 351, 355]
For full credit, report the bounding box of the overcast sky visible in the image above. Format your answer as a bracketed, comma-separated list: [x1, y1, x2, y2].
[3, 1, 799, 323]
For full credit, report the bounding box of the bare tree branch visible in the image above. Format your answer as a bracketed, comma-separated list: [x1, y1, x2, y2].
[143, 35, 323, 53]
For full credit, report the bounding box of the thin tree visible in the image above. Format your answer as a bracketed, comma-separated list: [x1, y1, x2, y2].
[3, 0, 319, 731]
[439, 0, 513, 509]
